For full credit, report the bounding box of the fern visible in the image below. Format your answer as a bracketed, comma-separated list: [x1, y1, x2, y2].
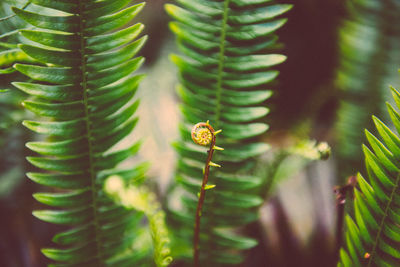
[11, 1, 148, 265]
[165, 0, 292, 265]
[335, 0, 400, 178]
[105, 175, 173, 267]
[0, 1, 36, 201]
[0, 1, 35, 80]
[339, 86, 400, 267]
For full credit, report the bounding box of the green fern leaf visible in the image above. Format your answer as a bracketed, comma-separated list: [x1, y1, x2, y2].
[335, 0, 400, 179]
[339, 86, 400, 267]
[12, 1, 147, 265]
[166, 0, 291, 265]
[105, 176, 173, 267]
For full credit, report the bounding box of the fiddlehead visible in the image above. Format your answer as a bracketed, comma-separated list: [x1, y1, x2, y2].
[191, 122, 214, 146]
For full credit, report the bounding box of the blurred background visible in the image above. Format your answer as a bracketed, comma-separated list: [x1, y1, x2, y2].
[1, 0, 400, 266]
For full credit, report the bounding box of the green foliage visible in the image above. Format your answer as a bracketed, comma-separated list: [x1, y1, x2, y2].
[0, 87, 27, 198]
[0, 1, 35, 74]
[335, 0, 400, 178]
[0, 0, 35, 199]
[105, 175, 173, 267]
[11, 0, 148, 265]
[3, 1, 398, 266]
[165, 0, 292, 265]
[339, 86, 400, 267]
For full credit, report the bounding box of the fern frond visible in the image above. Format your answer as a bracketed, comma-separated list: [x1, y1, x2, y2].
[12, 1, 147, 265]
[339, 85, 400, 267]
[166, 0, 291, 265]
[335, 0, 400, 178]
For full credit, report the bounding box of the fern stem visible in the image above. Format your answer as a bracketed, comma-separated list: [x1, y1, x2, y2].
[334, 176, 356, 264]
[200, 1, 230, 259]
[193, 134, 217, 267]
[367, 173, 400, 266]
[214, 0, 230, 128]
[334, 196, 345, 263]
[77, 1, 103, 264]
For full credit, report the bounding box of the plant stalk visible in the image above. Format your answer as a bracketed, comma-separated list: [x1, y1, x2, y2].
[334, 176, 357, 264]
[262, 151, 289, 200]
[193, 134, 216, 267]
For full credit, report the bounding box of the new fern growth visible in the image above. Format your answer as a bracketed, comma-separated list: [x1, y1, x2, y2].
[165, 0, 292, 265]
[105, 175, 173, 267]
[191, 121, 223, 267]
[339, 85, 400, 267]
[12, 1, 148, 265]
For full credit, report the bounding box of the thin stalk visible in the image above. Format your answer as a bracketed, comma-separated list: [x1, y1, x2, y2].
[78, 1, 103, 264]
[214, 0, 230, 129]
[193, 135, 216, 267]
[334, 176, 357, 263]
[335, 196, 345, 263]
[262, 151, 289, 200]
[192, 122, 219, 267]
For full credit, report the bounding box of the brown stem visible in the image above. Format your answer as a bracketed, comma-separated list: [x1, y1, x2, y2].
[193, 133, 216, 267]
[334, 175, 357, 264]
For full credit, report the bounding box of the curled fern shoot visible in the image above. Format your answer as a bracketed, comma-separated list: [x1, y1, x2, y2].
[338, 85, 400, 267]
[12, 1, 148, 265]
[105, 176, 173, 267]
[191, 121, 222, 267]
